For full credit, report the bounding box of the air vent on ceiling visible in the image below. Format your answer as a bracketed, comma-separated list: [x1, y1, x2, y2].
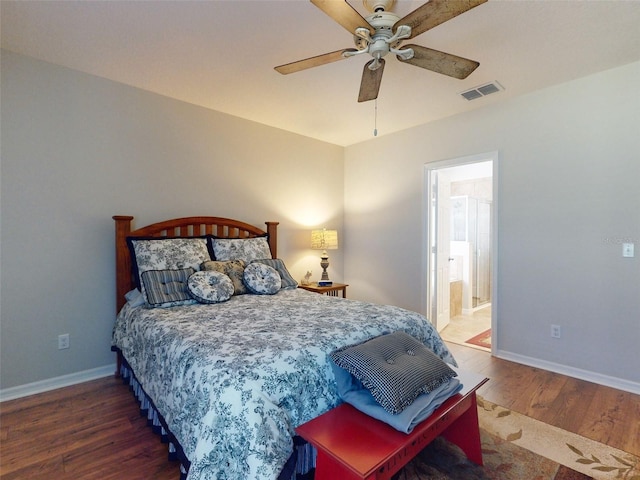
[460, 81, 504, 101]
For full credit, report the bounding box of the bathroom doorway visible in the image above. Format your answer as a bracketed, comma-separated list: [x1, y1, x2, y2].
[424, 152, 498, 352]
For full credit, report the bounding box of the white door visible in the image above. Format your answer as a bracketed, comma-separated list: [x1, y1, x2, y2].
[435, 171, 451, 331]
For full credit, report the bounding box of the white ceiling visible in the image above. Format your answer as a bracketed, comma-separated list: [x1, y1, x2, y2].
[2, 0, 640, 146]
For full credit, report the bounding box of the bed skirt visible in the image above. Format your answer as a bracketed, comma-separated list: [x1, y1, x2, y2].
[114, 349, 316, 480]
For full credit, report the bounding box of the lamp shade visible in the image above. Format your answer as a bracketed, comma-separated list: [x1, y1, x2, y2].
[311, 229, 338, 250]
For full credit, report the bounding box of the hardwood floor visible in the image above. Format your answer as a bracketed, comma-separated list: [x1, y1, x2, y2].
[1, 345, 638, 479]
[0, 377, 181, 480]
[447, 342, 640, 457]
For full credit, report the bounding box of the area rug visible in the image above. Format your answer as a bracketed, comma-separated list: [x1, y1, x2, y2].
[392, 397, 640, 480]
[465, 328, 492, 349]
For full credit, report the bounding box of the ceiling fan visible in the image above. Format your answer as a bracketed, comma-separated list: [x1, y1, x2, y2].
[275, 0, 487, 102]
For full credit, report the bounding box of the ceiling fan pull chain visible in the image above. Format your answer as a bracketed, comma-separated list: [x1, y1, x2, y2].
[374, 98, 378, 137]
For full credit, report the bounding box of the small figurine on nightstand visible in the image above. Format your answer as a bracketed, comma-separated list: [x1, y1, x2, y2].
[301, 271, 313, 286]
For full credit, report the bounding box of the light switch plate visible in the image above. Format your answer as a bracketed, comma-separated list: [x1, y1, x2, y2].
[622, 243, 634, 258]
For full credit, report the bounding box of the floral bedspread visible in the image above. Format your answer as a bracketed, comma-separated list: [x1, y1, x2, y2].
[112, 288, 455, 480]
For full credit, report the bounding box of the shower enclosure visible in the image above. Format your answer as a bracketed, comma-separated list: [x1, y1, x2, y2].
[451, 196, 492, 308]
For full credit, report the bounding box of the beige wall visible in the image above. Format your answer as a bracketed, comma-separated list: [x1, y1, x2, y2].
[0, 51, 344, 390]
[344, 61, 640, 390]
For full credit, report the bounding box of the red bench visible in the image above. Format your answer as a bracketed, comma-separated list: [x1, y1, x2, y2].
[295, 370, 488, 480]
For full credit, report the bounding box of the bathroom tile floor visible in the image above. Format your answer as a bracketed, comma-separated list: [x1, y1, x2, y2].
[440, 305, 491, 352]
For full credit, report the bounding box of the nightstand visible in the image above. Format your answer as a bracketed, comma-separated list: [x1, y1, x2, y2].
[299, 283, 348, 298]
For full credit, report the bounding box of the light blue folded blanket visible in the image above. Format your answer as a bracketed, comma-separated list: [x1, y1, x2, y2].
[331, 360, 463, 434]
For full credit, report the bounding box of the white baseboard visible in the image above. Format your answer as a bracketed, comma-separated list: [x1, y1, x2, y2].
[3, 353, 638, 402]
[0, 364, 117, 402]
[494, 349, 640, 395]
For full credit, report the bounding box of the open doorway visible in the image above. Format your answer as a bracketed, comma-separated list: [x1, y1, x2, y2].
[424, 152, 498, 353]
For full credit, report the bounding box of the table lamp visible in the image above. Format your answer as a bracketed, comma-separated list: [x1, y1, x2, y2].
[311, 229, 338, 284]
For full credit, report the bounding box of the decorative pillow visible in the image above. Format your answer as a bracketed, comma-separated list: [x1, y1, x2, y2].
[330, 331, 457, 414]
[243, 262, 281, 295]
[127, 237, 212, 305]
[250, 258, 298, 289]
[212, 236, 272, 263]
[187, 271, 234, 304]
[141, 268, 196, 308]
[200, 259, 247, 295]
[124, 288, 145, 308]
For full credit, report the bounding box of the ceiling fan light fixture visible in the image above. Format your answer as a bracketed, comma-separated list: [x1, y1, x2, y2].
[368, 38, 390, 59]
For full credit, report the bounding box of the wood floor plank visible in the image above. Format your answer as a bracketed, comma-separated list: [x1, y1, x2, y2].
[508, 367, 564, 416]
[0, 416, 133, 476]
[0, 454, 65, 480]
[518, 369, 569, 418]
[542, 376, 599, 433]
[622, 396, 640, 455]
[475, 360, 531, 408]
[0, 398, 71, 431]
[62, 427, 171, 478]
[577, 384, 640, 456]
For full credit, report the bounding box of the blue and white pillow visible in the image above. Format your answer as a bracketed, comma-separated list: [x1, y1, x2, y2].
[201, 260, 247, 295]
[128, 237, 212, 307]
[250, 259, 298, 290]
[212, 237, 272, 263]
[188, 271, 235, 304]
[243, 262, 281, 295]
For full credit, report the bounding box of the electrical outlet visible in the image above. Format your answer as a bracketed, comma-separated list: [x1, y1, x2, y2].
[58, 333, 70, 350]
[551, 325, 561, 339]
[622, 243, 634, 258]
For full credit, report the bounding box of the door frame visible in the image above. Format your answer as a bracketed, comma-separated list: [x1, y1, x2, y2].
[435, 169, 452, 331]
[422, 151, 499, 352]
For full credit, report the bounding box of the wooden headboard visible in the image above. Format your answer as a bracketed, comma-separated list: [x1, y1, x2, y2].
[113, 215, 279, 311]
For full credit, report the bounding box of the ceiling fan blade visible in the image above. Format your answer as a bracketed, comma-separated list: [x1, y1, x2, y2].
[394, 0, 487, 39]
[399, 44, 479, 79]
[311, 0, 374, 36]
[275, 48, 358, 75]
[358, 58, 385, 103]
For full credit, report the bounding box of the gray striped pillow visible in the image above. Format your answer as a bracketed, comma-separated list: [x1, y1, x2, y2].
[250, 258, 298, 289]
[331, 331, 457, 414]
[141, 268, 196, 307]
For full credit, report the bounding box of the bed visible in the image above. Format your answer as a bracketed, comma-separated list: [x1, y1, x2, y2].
[111, 215, 458, 480]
